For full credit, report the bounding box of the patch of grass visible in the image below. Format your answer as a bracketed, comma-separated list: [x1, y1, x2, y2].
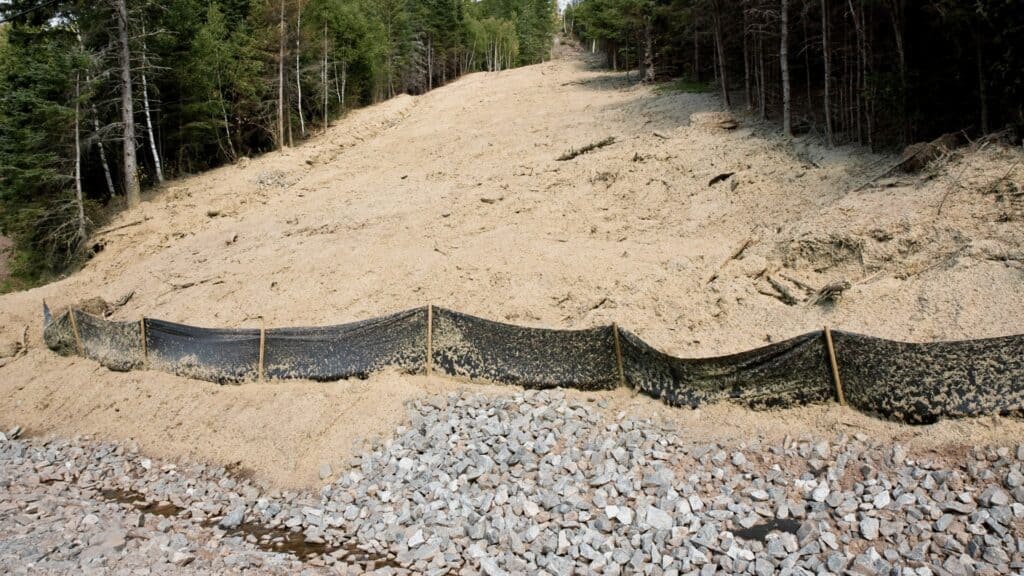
[0, 247, 59, 294]
[654, 78, 713, 94]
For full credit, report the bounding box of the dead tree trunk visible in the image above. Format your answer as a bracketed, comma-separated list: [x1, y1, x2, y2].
[92, 111, 116, 196]
[821, 0, 834, 146]
[973, 31, 988, 134]
[322, 22, 329, 129]
[758, 26, 767, 120]
[295, 9, 306, 138]
[743, 5, 753, 110]
[115, 0, 140, 207]
[693, 20, 700, 81]
[335, 61, 347, 110]
[887, 0, 908, 142]
[781, 0, 793, 136]
[216, 73, 237, 160]
[427, 35, 433, 91]
[848, 0, 862, 144]
[74, 72, 87, 246]
[278, 0, 286, 148]
[712, 4, 731, 110]
[642, 16, 655, 83]
[860, 0, 872, 149]
[76, 29, 116, 196]
[802, 0, 812, 110]
[140, 29, 163, 184]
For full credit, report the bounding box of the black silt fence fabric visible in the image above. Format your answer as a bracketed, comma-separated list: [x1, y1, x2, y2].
[618, 329, 834, 409]
[40, 305, 1024, 424]
[430, 308, 620, 390]
[831, 331, 1024, 424]
[74, 311, 143, 372]
[264, 308, 427, 381]
[43, 310, 76, 357]
[145, 319, 260, 384]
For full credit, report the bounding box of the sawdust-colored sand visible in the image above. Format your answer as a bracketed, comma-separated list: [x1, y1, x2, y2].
[1, 48, 1022, 488]
[3, 349, 1022, 489]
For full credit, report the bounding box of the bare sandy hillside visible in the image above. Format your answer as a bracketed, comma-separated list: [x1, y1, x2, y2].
[1, 49, 1022, 488]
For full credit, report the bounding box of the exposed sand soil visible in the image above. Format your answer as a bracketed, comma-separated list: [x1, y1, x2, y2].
[1, 48, 1022, 488]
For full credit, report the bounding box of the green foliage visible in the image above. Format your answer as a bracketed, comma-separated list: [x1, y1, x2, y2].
[0, 23, 88, 280]
[181, 2, 263, 164]
[571, 0, 1024, 144]
[474, 0, 556, 66]
[0, 0, 558, 289]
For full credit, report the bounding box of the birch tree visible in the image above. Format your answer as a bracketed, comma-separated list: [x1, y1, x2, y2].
[278, 0, 287, 148]
[139, 24, 163, 183]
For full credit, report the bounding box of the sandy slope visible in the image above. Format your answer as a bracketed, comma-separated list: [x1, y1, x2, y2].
[1, 48, 1022, 487]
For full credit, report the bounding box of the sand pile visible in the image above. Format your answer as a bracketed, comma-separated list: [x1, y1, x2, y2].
[1, 49, 1022, 488]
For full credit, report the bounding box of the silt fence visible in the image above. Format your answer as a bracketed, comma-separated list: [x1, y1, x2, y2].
[43, 304, 1024, 424]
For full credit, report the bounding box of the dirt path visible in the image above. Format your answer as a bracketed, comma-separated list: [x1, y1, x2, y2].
[1, 49, 1022, 488]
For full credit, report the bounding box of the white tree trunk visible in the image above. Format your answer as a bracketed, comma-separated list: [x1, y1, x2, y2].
[340, 62, 346, 109]
[74, 72, 87, 245]
[296, 10, 306, 137]
[217, 75, 237, 160]
[116, 0, 140, 207]
[278, 0, 286, 148]
[427, 35, 433, 91]
[642, 16, 655, 83]
[781, 0, 792, 136]
[91, 109, 116, 196]
[334, 62, 342, 104]
[140, 30, 163, 184]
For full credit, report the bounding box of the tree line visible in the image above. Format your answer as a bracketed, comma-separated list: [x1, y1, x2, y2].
[566, 0, 1023, 148]
[0, 0, 556, 287]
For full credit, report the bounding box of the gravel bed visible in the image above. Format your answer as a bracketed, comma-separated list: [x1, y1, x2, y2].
[2, 389, 1023, 575]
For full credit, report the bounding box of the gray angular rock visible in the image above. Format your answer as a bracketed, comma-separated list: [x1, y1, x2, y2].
[645, 506, 673, 531]
[219, 507, 245, 530]
[859, 516, 880, 541]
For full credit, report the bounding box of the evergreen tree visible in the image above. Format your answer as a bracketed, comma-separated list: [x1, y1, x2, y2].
[0, 0, 557, 285]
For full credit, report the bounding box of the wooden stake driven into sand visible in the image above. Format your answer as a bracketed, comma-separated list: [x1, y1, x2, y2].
[824, 326, 845, 406]
[426, 305, 433, 376]
[258, 324, 266, 382]
[139, 318, 148, 367]
[68, 309, 84, 356]
[612, 324, 626, 388]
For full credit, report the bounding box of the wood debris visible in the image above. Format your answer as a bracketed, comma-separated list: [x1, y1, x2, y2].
[809, 280, 852, 306]
[557, 136, 615, 161]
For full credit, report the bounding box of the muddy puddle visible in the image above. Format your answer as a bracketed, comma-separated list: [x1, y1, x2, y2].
[99, 487, 400, 567]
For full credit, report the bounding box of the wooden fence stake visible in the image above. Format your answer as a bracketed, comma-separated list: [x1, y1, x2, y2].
[68, 309, 84, 356]
[426, 305, 433, 376]
[612, 323, 626, 388]
[140, 318, 148, 368]
[824, 326, 846, 406]
[258, 323, 266, 382]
